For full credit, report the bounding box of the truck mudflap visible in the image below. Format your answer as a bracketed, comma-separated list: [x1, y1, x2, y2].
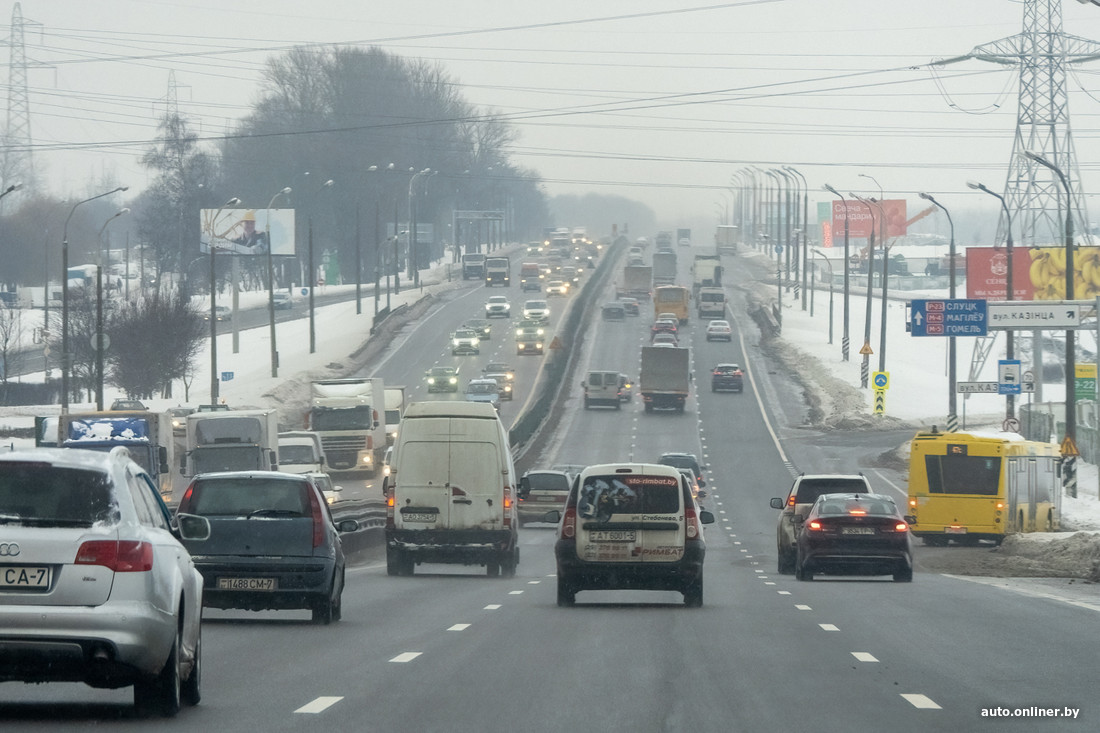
[387, 528, 515, 565]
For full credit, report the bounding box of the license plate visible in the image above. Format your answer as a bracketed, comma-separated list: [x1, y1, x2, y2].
[842, 527, 875, 535]
[0, 566, 51, 589]
[536, 496, 558, 502]
[402, 512, 437, 523]
[588, 530, 636, 542]
[217, 577, 276, 591]
[945, 526, 967, 534]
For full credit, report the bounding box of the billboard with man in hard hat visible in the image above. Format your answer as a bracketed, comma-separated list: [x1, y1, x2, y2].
[199, 208, 296, 256]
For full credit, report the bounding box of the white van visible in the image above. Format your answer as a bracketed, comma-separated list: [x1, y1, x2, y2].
[278, 431, 326, 474]
[582, 370, 623, 409]
[385, 402, 519, 577]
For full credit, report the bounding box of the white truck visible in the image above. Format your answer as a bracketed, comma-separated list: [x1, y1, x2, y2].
[716, 225, 738, 255]
[308, 377, 386, 476]
[652, 251, 678, 285]
[692, 254, 723, 290]
[60, 410, 176, 503]
[639, 346, 691, 413]
[384, 385, 407, 446]
[616, 265, 653, 300]
[181, 408, 279, 477]
[461, 253, 486, 280]
[277, 430, 326, 474]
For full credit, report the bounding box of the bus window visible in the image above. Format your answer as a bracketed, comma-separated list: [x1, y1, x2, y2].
[924, 455, 1000, 496]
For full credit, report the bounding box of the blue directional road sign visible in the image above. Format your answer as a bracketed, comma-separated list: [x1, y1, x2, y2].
[909, 299, 987, 337]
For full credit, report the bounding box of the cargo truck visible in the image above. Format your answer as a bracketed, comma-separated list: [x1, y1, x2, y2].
[716, 225, 738, 255]
[462, 253, 486, 280]
[639, 346, 691, 413]
[60, 410, 175, 502]
[616, 265, 652, 300]
[384, 385, 407, 446]
[308, 377, 386, 475]
[692, 254, 722, 289]
[485, 256, 511, 287]
[182, 408, 279, 477]
[652, 251, 678, 285]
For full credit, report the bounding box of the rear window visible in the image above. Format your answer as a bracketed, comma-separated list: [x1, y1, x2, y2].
[579, 474, 681, 521]
[0, 463, 119, 527]
[186, 478, 310, 516]
[658, 455, 698, 472]
[279, 445, 316, 464]
[795, 478, 870, 503]
[816, 498, 898, 517]
[525, 473, 569, 492]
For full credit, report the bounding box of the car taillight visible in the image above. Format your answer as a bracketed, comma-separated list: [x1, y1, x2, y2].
[177, 481, 196, 513]
[305, 485, 325, 548]
[894, 522, 909, 532]
[685, 505, 701, 539]
[503, 486, 513, 528]
[561, 506, 576, 539]
[75, 540, 153, 572]
[787, 496, 796, 507]
[808, 520, 823, 531]
[385, 491, 395, 529]
[908, 498, 917, 508]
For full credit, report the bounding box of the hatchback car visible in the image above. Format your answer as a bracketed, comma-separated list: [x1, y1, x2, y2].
[464, 378, 502, 411]
[619, 297, 640, 316]
[651, 332, 679, 347]
[175, 471, 357, 624]
[601, 302, 626, 321]
[451, 329, 480, 355]
[769, 473, 874, 574]
[484, 295, 511, 318]
[463, 318, 492, 340]
[651, 318, 678, 336]
[425, 366, 459, 392]
[711, 363, 744, 393]
[523, 299, 551, 324]
[203, 306, 232, 322]
[0, 447, 209, 716]
[793, 493, 913, 582]
[657, 452, 704, 484]
[550, 463, 715, 607]
[705, 319, 733, 342]
[516, 469, 571, 526]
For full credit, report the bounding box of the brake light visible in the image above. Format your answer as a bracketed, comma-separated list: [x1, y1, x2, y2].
[385, 492, 395, 529]
[685, 505, 701, 539]
[75, 540, 153, 572]
[849, 509, 867, 515]
[787, 496, 796, 508]
[894, 522, 909, 532]
[808, 520, 823, 531]
[305, 484, 325, 548]
[177, 482, 196, 513]
[503, 486, 512, 528]
[561, 506, 576, 539]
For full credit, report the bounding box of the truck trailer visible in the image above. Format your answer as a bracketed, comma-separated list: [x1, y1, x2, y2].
[182, 408, 279, 477]
[308, 377, 386, 475]
[639, 346, 691, 413]
[60, 410, 176, 502]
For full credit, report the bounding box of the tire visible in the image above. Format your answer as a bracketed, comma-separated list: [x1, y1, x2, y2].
[557, 577, 576, 606]
[401, 553, 415, 576]
[486, 561, 500, 577]
[893, 565, 913, 583]
[135, 629, 181, 717]
[615, 400, 621, 411]
[794, 553, 813, 581]
[683, 577, 703, 607]
[181, 628, 201, 706]
[777, 547, 796, 574]
[312, 575, 339, 624]
[501, 549, 518, 577]
[644, 403, 653, 413]
[386, 547, 401, 576]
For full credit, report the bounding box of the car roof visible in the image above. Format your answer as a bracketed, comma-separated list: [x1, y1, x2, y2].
[429, 366, 457, 373]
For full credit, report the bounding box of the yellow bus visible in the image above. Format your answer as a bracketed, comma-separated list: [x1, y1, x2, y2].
[653, 285, 690, 324]
[906, 429, 1061, 546]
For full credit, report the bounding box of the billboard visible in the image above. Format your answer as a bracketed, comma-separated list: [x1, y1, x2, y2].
[828, 199, 908, 239]
[966, 245, 1100, 301]
[200, 208, 296, 256]
[965, 247, 1033, 300]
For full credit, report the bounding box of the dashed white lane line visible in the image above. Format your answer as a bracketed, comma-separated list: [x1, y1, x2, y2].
[448, 624, 470, 631]
[778, 591, 792, 595]
[528, 580, 541, 585]
[754, 569, 764, 573]
[851, 652, 879, 663]
[295, 697, 343, 714]
[508, 590, 524, 595]
[484, 604, 502, 610]
[819, 624, 839, 631]
[795, 604, 811, 610]
[390, 652, 422, 663]
[764, 582, 776, 585]
[901, 694, 942, 709]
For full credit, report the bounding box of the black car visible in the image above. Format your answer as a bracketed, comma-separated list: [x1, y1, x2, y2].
[426, 366, 460, 392]
[793, 493, 913, 582]
[463, 318, 493, 340]
[176, 471, 358, 623]
[711, 364, 744, 393]
[657, 452, 704, 484]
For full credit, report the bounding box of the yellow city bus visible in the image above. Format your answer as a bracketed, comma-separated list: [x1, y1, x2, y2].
[906, 429, 1061, 546]
[653, 285, 690, 324]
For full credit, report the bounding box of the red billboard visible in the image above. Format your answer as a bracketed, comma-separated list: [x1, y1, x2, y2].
[965, 247, 1033, 300]
[829, 199, 907, 239]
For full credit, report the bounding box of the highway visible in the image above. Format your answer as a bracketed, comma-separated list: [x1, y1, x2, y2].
[1, 244, 1095, 731]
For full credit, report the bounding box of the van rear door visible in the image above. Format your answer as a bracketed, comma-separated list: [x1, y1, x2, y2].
[574, 471, 685, 563]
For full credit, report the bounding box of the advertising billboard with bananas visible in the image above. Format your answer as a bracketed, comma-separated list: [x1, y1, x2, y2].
[966, 246, 1100, 301]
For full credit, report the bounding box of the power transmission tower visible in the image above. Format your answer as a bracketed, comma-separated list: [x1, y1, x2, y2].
[937, 0, 1098, 247]
[4, 1, 35, 187]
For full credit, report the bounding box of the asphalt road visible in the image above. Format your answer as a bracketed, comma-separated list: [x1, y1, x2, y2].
[1, 247, 1096, 731]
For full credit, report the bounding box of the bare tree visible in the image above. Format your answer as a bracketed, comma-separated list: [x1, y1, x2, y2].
[0, 300, 24, 400]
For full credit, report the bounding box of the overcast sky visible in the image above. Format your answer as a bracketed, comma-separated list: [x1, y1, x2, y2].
[9, 0, 1100, 231]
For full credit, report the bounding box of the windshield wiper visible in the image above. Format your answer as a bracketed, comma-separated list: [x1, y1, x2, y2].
[246, 509, 303, 518]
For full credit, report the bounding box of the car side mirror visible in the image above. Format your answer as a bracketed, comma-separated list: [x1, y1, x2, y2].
[542, 510, 562, 524]
[176, 513, 211, 541]
[699, 510, 715, 524]
[904, 515, 917, 524]
[336, 519, 358, 533]
[769, 498, 784, 510]
[790, 515, 805, 524]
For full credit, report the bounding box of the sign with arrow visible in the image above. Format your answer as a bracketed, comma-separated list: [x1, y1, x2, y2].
[909, 299, 987, 337]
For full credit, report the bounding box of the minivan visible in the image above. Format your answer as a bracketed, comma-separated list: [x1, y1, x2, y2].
[549, 463, 715, 607]
[582, 371, 623, 409]
[385, 402, 519, 577]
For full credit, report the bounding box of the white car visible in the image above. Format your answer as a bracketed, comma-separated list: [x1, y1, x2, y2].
[705, 319, 733, 342]
[464, 378, 502, 411]
[307, 471, 342, 505]
[523, 299, 551, 324]
[0, 448, 210, 716]
[452, 329, 480, 355]
[485, 295, 511, 318]
[545, 280, 569, 297]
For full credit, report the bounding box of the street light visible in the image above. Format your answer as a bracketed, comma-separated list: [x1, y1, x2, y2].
[919, 192, 958, 432]
[823, 184, 851, 361]
[208, 196, 240, 403]
[784, 167, 809, 310]
[851, 193, 879, 389]
[408, 168, 432, 287]
[266, 187, 292, 378]
[94, 208, 129, 410]
[968, 179, 1017, 422]
[1023, 149, 1078, 497]
[60, 185, 127, 413]
[812, 249, 835, 343]
[308, 179, 335, 354]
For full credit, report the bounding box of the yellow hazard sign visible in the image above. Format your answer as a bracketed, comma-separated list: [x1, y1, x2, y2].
[1060, 436, 1079, 457]
[549, 336, 563, 350]
[873, 390, 886, 415]
[859, 341, 874, 356]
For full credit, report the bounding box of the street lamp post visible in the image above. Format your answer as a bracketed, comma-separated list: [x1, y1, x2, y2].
[1024, 150, 1078, 498]
[208, 197, 240, 404]
[851, 193, 879, 389]
[765, 170, 784, 325]
[94, 208, 129, 410]
[812, 249, 835, 344]
[919, 192, 958, 432]
[266, 187, 292, 378]
[407, 168, 432, 288]
[823, 184, 851, 361]
[60, 185, 127, 413]
[968, 180, 1017, 422]
[784, 166, 809, 310]
[308, 179, 334, 354]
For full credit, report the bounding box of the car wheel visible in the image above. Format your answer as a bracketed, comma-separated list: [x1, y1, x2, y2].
[893, 565, 913, 583]
[583, 398, 590, 409]
[386, 547, 405, 576]
[794, 552, 813, 581]
[501, 549, 517, 577]
[135, 628, 181, 717]
[683, 577, 703, 607]
[644, 403, 653, 413]
[181, 627, 201, 706]
[777, 548, 796, 574]
[557, 577, 576, 606]
[615, 400, 621, 411]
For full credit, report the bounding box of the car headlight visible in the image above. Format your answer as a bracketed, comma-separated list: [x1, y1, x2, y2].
[428, 377, 436, 384]
[454, 339, 461, 346]
[449, 377, 457, 384]
[504, 385, 512, 393]
[537, 328, 544, 336]
[535, 342, 543, 349]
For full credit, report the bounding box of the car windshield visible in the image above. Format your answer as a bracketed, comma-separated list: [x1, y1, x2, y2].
[659, 455, 698, 470]
[430, 368, 455, 377]
[0, 463, 119, 527]
[466, 383, 497, 394]
[795, 478, 870, 503]
[279, 445, 316, 464]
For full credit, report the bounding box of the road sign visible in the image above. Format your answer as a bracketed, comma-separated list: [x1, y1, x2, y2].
[1003, 417, 1021, 433]
[1075, 363, 1096, 400]
[221, 371, 234, 382]
[774, 245, 783, 254]
[998, 359, 1021, 395]
[873, 390, 886, 415]
[859, 342, 873, 356]
[1061, 436, 1079, 457]
[872, 371, 889, 389]
[301, 287, 308, 296]
[957, 380, 1036, 394]
[549, 336, 563, 350]
[909, 299, 987, 337]
[987, 301, 1083, 329]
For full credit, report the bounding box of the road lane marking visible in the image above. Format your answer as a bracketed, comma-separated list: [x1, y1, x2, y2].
[851, 652, 879, 662]
[390, 652, 422, 663]
[901, 694, 942, 709]
[765, 582, 776, 585]
[778, 591, 791, 595]
[528, 581, 540, 585]
[448, 624, 470, 631]
[484, 604, 502, 610]
[295, 697, 343, 714]
[509, 590, 524, 595]
[819, 624, 839, 631]
[795, 604, 811, 610]
[943, 574, 1100, 614]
